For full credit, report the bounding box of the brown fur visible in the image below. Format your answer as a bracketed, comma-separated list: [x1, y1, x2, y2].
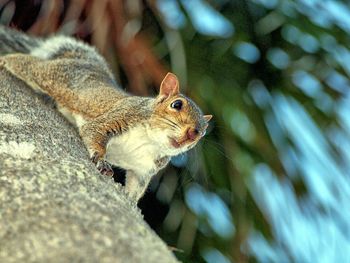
[0, 52, 211, 178]
[0, 27, 213, 202]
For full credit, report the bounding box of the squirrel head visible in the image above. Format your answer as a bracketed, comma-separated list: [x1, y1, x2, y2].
[151, 72, 212, 155]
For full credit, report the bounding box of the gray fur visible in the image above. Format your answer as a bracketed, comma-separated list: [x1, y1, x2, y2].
[0, 26, 41, 54]
[0, 26, 209, 203]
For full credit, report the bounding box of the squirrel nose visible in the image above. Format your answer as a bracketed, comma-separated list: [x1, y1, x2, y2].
[186, 127, 199, 141]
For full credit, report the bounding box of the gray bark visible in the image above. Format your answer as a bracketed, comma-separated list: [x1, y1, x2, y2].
[0, 68, 179, 263]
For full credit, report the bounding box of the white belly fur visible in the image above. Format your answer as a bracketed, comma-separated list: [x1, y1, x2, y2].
[56, 108, 168, 176]
[57, 106, 87, 128]
[105, 125, 163, 175]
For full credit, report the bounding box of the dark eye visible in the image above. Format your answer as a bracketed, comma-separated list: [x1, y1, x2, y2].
[170, 100, 183, 110]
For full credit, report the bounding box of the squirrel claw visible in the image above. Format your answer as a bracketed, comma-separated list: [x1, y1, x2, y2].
[90, 152, 114, 176]
[97, 159, 114, 176]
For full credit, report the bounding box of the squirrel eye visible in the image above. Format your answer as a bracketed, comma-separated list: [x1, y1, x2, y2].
[170, 100, 183, 110]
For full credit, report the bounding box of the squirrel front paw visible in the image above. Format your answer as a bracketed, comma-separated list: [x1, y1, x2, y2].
[155, 156, 170, 170]
[90, 152, 114, 176]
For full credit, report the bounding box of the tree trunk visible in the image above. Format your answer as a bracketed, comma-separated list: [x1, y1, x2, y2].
[0, 68, 179, 263]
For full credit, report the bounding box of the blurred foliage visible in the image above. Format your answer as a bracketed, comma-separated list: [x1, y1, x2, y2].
[2, 0, 350, 262]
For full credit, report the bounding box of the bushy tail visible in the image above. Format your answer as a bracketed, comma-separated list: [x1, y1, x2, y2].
[0, 26, 41, 55]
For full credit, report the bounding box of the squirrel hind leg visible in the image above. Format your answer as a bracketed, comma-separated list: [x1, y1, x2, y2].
[0, 54, 47, 94]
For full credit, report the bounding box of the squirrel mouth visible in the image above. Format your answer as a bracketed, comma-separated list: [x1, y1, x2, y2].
[170, 138, 183, 148]
[169, 128, 202, 149]
[169, 137, 197, 149]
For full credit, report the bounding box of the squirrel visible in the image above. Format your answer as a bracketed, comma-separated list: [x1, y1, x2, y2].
[0, 26, 212, 201]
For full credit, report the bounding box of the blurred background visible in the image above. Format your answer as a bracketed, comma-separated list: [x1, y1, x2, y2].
[2, 0, 350, 262]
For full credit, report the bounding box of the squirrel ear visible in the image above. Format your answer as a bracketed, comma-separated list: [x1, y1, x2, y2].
[203, 115, 213, 122]
[159, 72, 180, 97]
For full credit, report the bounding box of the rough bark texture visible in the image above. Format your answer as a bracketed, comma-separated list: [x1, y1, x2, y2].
[0, 68, 179, 263]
